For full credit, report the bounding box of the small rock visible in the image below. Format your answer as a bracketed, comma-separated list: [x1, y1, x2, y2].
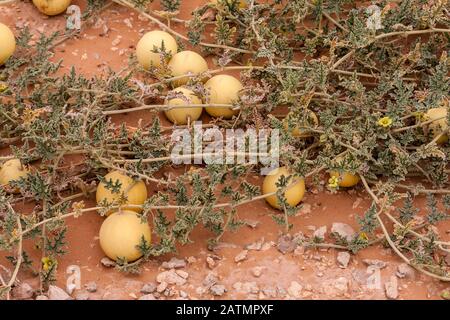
[331, 223, 355, 242]
[206, 256, 216, 269]
[139, 294, 156, 300]
[287, 281, 303, 298]
[35, 295, 49, 300]
[138, 293, 156, 300]
[313, 226, 327, 240]
[66, 283, 77, 295]
[161, 257, 186, 269]
[293, 246, 305, 256]
[12, 283, 34, 300]
[48, 285, 71, 300]
[175, 270, 189, 279]
[385, 276, 399, 299]
[75, 291, 90, 300]
[298, 203, 312, 215]
[234, 250, 248, 263]
[262, 286, 277, 298]
[157, 282, 168, 293]
[363, 259, 387, 269]
[84, 281, 97, 293]
[334, 277, 349, 293]
[242, 282, 259, 294]
[141, 283, 157, 294]
[243, 219, 260, 228]
[203, 272, 218, 288]
[245, 238, 265, 251]
[336, 251, 351, 268]
[277, 234, 297, 254]
[100, 257, 115, 268]
[251, 266, 265, 278]
[210, 284, 227, 296]
[396, 263, 415, 279]
[187, 256, 197, 264]
[156, 269, 187, 285]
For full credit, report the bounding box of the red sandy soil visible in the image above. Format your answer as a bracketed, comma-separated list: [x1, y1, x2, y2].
[0, 0, 449, 300]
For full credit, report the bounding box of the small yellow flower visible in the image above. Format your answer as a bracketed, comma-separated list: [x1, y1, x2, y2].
[0, 82, 8, 93]
[41, 256, 56, 272]
[328, 176, 339, 189]
[359, 232, 368, 241]
[377, 116, 393, 128]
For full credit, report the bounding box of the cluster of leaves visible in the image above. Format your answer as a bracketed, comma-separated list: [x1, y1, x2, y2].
[0, 0, 449, 295]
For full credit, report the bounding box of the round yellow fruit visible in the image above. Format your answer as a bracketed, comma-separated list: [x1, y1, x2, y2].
[284, 110, 319, 138]
[164, 87, 203, 125]
[32, 0, 71, 16]
[136, 30, 178, 70]
[204, 75, 242, 119]
[168, 51, 208, 87]
[329, 171, 360, 188]
[262, 166, 305, 210]
[0, 23, 15, 65]
[425, 107, 448, 144]
[99, 210, 151, 262]
[96, 171, 148, 215]
[0, 159, 28, 192]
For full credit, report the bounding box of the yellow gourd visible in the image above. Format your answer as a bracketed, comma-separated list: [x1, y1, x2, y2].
[168, 51, 208, 87]
[0, 23, 15, 65]
[262, 166, 305, 209]
[136, 30, 178, 69]
[0, 159, 28, 193]
[284, 110, 319, 138]
[204, 75, 242, 119]
[32, 0, 71, 16]
[164, 87, 203, 125]
[425, 107, 448, 144]
[99, 210, 151, 262]
[96, 171, 148, 215]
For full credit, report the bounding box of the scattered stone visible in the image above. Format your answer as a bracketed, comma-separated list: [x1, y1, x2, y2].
[251, 266, 265, 278]
[245, 238, 265, 251]
[176, 270, 189, 279]
[313, 226, 327, 240]
[206, 256, 216, 269]
[298, 203, 312, 215]
[396, 263, 415, 279]
[35, 295, 48, 300]
[48, 285, 71, 300]
[262, 286, 277, 298]
[187, 256, 197, 264]
[334, 277, 349, 293]
[84, 281, 97, 293]
[141, 283, 157, 294]
[75, 291, 90, 300]
[352, 197, 363, 209]
[179, 290, 188, 298]
[331, 223, 355, 242]
[385, 276, 399, 299]
[202, 273, 218, 289]
[336, 251, 351, 268]
[261, 241, 275, 251]
[139, 294, 156, 300]
[277, 234, 297, 254]
[363, 259, 387, 269]
[294, 245, 306, 257]
[157, 282, 168, 293]
[162, 257, 186, 269]
[242, 282, 259, 294]
[12, 283, 34, 300]
[287, 281, 303, 298]
[243, 219, 260, 228]
[210, 284, 227, 296]
[100, 257, 115, 268]
[156, 269, 188, 285]
[234, 250, 248, 263]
